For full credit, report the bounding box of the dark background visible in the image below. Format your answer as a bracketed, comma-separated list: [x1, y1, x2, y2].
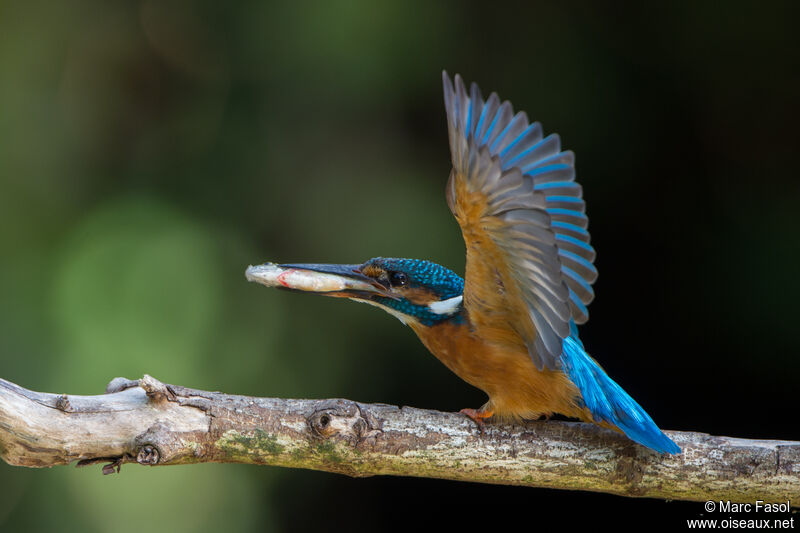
[0, 1, 797, 531]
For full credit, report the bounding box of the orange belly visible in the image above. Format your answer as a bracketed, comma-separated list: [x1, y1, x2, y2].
[409, 317, 589, 421]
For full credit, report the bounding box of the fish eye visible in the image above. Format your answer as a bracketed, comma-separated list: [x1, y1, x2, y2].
[389, 271, 408, 287]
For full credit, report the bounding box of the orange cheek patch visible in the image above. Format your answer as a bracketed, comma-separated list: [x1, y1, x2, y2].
[400, 287, 436, 305]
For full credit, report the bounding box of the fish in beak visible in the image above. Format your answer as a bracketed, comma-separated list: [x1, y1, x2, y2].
[245, 262, 395, 299]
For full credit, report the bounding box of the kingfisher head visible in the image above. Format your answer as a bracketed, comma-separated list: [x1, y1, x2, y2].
[246, 257, 465, 327]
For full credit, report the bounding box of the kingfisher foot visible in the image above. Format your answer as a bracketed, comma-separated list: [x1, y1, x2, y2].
[459, 408, 494, 435]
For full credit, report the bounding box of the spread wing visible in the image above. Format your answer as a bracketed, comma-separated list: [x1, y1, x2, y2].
[442, 72, 597, 370]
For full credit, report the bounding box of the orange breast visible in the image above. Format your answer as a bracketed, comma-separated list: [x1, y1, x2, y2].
[409, 315, 590, 421]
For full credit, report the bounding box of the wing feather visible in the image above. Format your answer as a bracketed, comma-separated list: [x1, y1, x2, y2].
[443, 72, 598, 368]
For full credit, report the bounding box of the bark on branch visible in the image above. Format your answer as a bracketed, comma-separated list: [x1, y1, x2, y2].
[1, 375, 798, 504]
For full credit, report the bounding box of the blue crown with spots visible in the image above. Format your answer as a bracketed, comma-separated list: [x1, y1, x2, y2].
[363, 257, 465, 326]
[364, 257, 464, 299]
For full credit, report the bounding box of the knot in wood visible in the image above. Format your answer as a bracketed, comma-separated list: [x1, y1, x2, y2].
[136, 445, 160, 465]
[308, 400, 379, 444]
[55, 395, 71, 412]
[134, 422, 190, 465]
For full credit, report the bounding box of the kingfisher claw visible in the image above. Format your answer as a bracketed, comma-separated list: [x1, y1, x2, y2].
[460, 408, 494, 435]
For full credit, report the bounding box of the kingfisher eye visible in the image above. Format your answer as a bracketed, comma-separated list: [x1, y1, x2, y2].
[389, 271, 408, 287]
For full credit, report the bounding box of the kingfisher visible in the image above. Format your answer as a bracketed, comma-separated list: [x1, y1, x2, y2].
[246, 72, 680, 454]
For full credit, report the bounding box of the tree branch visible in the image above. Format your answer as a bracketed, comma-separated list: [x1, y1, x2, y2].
[1, 375, 797, 504]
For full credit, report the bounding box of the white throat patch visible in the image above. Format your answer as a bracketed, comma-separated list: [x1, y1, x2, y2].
[428, 295, 463, 316]
[349, 298, 411, 325]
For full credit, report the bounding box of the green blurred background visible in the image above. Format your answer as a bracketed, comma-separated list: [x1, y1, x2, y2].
[1, 1, 797, 530]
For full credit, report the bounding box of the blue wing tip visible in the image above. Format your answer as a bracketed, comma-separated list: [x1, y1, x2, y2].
[626, 425, 681, 455]
[660, 438, 682, 455]
[562, 334, 681, 455]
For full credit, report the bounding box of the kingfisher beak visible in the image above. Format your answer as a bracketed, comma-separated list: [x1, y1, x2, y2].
[245, 262, 394, 299]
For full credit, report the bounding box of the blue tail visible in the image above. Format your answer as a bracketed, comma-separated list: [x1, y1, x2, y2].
[561, 322, 680, 454]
